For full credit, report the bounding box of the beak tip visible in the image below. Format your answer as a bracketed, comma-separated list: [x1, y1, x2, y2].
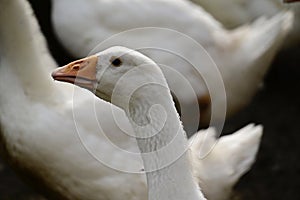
[51, 69, 60, 80]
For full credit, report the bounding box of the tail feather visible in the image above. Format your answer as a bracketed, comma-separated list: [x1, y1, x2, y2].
[218, 124, 263, 178]
[189, 124, 263, 200]
[233, 11, 293, 65]
[218, 11, 294, 117]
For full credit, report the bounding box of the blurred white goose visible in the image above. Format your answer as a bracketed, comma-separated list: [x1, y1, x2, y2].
[0, 0, 263, 199]
[51, 0, 293, 126]
[191, 0, 300, 47]
[52, 46, 263, 200]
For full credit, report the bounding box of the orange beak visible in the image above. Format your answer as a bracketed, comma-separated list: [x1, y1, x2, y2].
[52, 55, 98, 91]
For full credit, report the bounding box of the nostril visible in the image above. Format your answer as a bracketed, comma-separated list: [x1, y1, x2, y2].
[72, 65, 80, 70]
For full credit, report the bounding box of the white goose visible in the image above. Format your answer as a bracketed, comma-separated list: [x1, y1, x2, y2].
[0, 0, 262, 199]
[52, 46, 208, 199]
[51, 0, 293, 126]
[52, 46, 262, 199]
[190, 0, 300, 47]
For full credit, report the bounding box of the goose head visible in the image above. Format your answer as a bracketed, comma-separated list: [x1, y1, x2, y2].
[52, 46, 167, 109]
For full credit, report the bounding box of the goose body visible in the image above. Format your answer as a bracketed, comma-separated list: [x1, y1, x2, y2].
[51, 0, 293, 126]
[191, 0, 300, 47]
[0, 0, 262, 199]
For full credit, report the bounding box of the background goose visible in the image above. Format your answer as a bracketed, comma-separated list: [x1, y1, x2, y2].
[190, 124, 263, 200]
[51, 0, 293, 127]
[190, 0, 300, 47]
[0, 0, 262, 199]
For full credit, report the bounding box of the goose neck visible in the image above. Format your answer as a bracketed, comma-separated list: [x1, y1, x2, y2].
[0, 0, 56, 96]
[124, 84, 205, 200]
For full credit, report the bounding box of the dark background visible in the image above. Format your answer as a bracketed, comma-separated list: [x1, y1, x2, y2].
[0, 0, 299, 199]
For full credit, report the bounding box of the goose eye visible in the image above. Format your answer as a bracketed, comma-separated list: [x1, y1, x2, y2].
[111, 58, 122, 67]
